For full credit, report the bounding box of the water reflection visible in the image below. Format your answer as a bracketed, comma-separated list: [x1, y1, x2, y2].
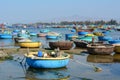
[0, 39, 14, 48]
[26, 67, 70, 80]
[87, 54, 113, 63]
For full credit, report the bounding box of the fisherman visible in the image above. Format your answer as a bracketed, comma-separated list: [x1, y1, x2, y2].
[92, 36, 95, 44]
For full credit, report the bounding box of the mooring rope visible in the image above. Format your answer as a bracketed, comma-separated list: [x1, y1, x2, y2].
[71, 59, 102, 72]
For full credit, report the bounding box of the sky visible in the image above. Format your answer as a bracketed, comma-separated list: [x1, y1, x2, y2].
[0, 0, 120, 24]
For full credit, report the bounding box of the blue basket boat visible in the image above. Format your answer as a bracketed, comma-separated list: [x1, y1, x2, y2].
[109, 40, 120, 44]
[78, 31, 88, 35]
[98, 36, 113, 41]
[29, 32, 37, 36]
[46, 35, 58, 39]
[65, 34, 75, 40]
[25, 52, 70, 68]
[0, 34, 12, 39]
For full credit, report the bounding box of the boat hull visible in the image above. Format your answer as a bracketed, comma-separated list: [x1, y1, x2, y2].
[98, 36, 112, 41]
[109, 40, 120, 44]
[78, 31, 88, 35]
[46, 35, 58, 39]
[113, 44, 120, 53]
[73, 40, 88, 48]
[49, 41, 74, 50]
[87, 44, 114, 55]
[0, 34, 12, 39]
[19, 42, 41, 48]
[26, 58, 69, 68]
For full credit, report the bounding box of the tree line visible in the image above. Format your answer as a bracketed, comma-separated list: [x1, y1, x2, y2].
[60, 19, 118, 25]
[12, 19, 119, 27]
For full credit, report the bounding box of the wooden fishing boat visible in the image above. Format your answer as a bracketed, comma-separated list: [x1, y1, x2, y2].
[112, 44, 120, 53]
[46, 32, 60, 39]
[113, 53, 120, 62]
[49, 41, 74, 50]
[73, 40, 89, 48]
[19, 41, 41, 48]
[93, 32, 104, 36]
[25, 51, 70, 68]
[74, 27, 94, 32]
[87, 44, 114, 55]
[87, 54, 113, 63]
[37, 33, 47, 37]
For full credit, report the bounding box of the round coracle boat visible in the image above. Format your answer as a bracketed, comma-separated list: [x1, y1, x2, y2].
[112, 44, 120, 53]
[25, 51, 70, 68]
[87, 44, 114, 55]
[73, 40, 88, 48]
[19, 41, 41, 48]
[113, 53, 120, 62]
[93, 32, 104, 36]
[49, 41, 74, 50]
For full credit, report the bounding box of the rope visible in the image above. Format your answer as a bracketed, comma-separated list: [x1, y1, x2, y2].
[71, 59, 102, 72]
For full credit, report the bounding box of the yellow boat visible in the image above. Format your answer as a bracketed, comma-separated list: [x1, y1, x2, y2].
[19, 42, 41, 48]
[93, 32, 104, 36]
[85, 34, 95, 37]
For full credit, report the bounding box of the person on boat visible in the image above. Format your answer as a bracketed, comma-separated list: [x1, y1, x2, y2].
[92, 36, 95, 45]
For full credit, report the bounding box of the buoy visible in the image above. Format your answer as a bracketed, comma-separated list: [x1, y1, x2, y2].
[38, 51, 43, 57]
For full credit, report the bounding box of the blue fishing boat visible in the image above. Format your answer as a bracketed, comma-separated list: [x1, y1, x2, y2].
[78, 31, 88, 35]
[46, 35, 58, 39]
[98, 36, 113, 41]
[17, 33, 30, 38]
[0, 34, 12, 39]
[102, 31, 110, 35]
[71, 29, 76, 32]
[29, 32, 37, 36]
[25, 51, 70, 68]
[65, 34, 75, 40]
[77, 36, 97, 42]
[108, 40, 120, 44]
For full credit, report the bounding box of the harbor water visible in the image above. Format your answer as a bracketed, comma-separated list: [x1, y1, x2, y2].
[0, 28, 120, 80]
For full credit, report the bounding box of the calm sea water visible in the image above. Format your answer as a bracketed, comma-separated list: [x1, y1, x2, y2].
[0, 28, 120, 80]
